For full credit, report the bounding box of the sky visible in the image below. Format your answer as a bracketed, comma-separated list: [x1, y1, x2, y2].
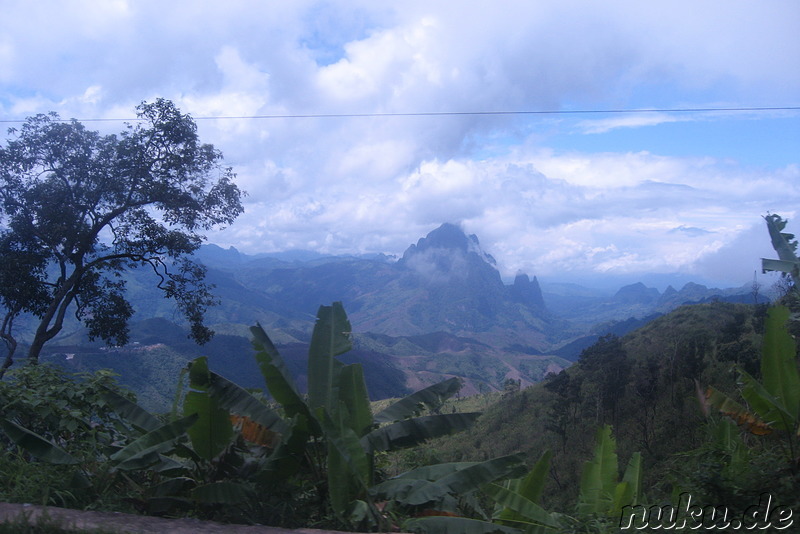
[1, 0, 799, 290]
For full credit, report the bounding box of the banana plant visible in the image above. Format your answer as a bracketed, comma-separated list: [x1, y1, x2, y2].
[484, 450, 561, 533]
[383, 454, 530, 533]
[198, 302, 482, 528]
[706, 304, 800, 461]
[761, 214, 800, 286]
[406, 426, 642, 533]
[576, 425, 642, 518]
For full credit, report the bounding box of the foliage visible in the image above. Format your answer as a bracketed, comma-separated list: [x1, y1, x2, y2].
[0, 365, 157, 509]
[0, 99, 244, 374]
[761, 213, 800, 287]
[190, 301, 483, 529]
[406, 425, 642, 534]
[0, 302, 485, 531]
[706, 305, 800, 462]
[404, 301, 764, 516]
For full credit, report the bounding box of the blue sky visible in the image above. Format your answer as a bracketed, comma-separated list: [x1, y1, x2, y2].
[1, 0, 798, 290]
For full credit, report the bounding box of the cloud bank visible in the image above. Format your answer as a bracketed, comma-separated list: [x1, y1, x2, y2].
[1, 0, 798, 287]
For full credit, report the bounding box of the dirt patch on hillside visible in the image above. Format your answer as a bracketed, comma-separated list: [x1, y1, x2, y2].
[0, 502, 394, 534]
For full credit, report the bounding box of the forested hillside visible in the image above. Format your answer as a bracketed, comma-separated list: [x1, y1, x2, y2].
[407, 300, 800, 521]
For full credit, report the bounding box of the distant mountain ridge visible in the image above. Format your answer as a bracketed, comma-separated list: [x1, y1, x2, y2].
[32, 222, 765, 408]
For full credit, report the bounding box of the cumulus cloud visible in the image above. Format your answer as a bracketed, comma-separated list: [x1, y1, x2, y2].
[1, 0, 798, 288]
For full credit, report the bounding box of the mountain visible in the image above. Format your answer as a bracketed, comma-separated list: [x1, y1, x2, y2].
[542, 279, 767, 329]
[185, 223, 568, 351]
[24, 222, 764, 409]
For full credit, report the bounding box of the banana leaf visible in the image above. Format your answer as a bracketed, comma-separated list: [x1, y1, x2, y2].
[110, 414, 198, 468]
[185, 357, 233, 460]
[494, 450, 551, 525]
[374, 377, 463, 423]
[516, 450, 551, 505]
[577, 425, 618, 515]
[100, 385, 161, 432]
[362, 412, 481, 453]
[205, 369, 288, 435]
[706, 386, 773, 435]
[307, 302, 352, 413]
[376, 454, 526, 507]
[391, 461, 481, 481]
[250, 323, 312, 425]
[760, 305, 800, 422]
[0, 418, 79, 465]
[484, 483, 558, 529]
[338, 363, 373, 437]
[259, 414, 311, 482]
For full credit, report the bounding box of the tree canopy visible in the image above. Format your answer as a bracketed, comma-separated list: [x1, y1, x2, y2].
[0, 99, 244, 375]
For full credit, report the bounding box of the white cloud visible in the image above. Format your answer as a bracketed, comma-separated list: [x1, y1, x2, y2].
[1, 0, 798, 288]
[577, 113, 685, 134]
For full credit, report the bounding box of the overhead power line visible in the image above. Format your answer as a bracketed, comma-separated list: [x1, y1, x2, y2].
[0, 106, 798, 124]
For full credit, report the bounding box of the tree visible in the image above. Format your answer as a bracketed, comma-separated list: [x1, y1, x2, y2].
[0, 99, 244, 376]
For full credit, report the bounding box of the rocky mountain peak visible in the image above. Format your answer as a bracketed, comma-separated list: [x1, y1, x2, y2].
[400, 223, 497, 267]
[510, 272, 546, 310]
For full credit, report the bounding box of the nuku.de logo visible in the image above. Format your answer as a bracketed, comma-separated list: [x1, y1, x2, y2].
[619, 492, 793, 530]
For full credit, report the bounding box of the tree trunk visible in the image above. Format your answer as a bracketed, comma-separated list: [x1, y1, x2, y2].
[0, 339, 16, 379]
[26, 336, 47, 365]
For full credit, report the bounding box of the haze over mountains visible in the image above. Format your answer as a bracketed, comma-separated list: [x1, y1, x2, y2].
[192, 222, 762, 343]
[37, 223, 765, 409]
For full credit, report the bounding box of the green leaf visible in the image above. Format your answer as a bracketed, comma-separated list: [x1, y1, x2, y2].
[363, 413, 481, 453]
[250, 323, 311, 424]
[578, 425, 618, 515]
[307, 302, 352, 412]
[320, 406, 370, 486]
[260, 414, 311, 482]
[319, 405, 371, 518]
[205, 370, 288, 435]
[484, 483, 558, 529]
[405, 516, 523, 534]
[100, 385, 160, 432]
[516, 449, 551, 505]
[392, 461, 481, 481]
[378, 454, 526, 507]
[761, 305, 800, 422]
[374, 377, 463, 423]
[184, 357, 233, 460]
[740, 371, 795, 433]
[495, 450, 552, 525]
[338, 363, 373, 437]
[610, 481, 632, 518]
[184, 391, 233, 460]
[110, 414, 198, 468]
[0, 418, 79, 465]
[620, 452, 642, 507]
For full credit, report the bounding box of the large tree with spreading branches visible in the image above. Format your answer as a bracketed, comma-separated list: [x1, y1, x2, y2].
[0, 99, 244, 377]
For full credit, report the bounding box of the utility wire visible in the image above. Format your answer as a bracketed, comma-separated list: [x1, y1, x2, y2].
[0, 106, 798, 123]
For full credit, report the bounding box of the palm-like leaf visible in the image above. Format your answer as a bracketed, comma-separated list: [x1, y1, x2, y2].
[0, 418, 79, 465]
[362, 412, 481, 453]
[374, 377, 463, 423]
